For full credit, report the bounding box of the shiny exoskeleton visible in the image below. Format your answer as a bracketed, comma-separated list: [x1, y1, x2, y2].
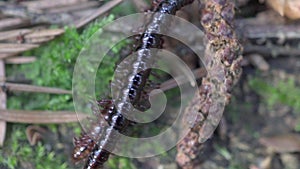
[72, 100, 115, 163]
[73, 1, 195, 168]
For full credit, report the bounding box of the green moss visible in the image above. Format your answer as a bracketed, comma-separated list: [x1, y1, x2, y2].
[0, 125, 67, 169]
[249, 75, 300, 131]
[107, 157, 137, 169]
[3, 15, 132, 168]
[7, 15, 117, 111]
[249, 76, 300, 112]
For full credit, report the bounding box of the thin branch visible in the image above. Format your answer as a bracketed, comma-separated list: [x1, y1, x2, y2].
[24, 29, 64, 38]
[20, 0, 89, 10]
[160, 67, 207, 91]
[0, 109, 87, 124]
[0, 60, 6, 147]
[0, 53, 15, 59]
[0, 43, 39, 53]
[244, 44, 300, 56]
[4, 82, 72, 94]
[246, 25, 300, 40]
[0, 29, 32, 41]
[75, 0, 123, 28]
[0, 18, 29, 31]
[5, 56, 36, 64]
[47, 1, 101, 13]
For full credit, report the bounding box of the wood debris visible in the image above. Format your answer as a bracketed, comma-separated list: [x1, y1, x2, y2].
[260, 134, 300, 153]
[0, 0, 123, 147]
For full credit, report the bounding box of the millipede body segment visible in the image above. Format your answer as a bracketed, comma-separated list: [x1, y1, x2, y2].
[73, 1, 195, 168]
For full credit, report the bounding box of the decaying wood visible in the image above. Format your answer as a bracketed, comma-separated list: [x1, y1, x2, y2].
[0, 109, 87, 124]
[176, 0, 243, 168]
[0, 0, 124, 60]
[0, 0, 125, 147]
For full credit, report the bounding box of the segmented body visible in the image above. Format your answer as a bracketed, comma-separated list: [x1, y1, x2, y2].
[73, 1, 195, 168]
[72, 100, 114, 162]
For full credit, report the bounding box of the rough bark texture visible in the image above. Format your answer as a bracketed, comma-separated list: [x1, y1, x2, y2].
[176, 0, 243, 168]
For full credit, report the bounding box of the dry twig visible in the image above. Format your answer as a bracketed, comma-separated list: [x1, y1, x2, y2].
[0, 110, 87, 124]
[0, 60, 6, 147]
[3, 83, 72, 94]
[5, 56, 36, 64]
[75, 0, 123, 28]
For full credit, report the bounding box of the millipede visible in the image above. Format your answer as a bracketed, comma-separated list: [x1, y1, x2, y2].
[72, 0, 196, 168]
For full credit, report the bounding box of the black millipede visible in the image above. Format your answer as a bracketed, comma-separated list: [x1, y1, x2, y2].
[72, 1, 195, 168]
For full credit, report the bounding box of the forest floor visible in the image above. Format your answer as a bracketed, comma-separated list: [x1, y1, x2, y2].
[0, 0, 300, 169]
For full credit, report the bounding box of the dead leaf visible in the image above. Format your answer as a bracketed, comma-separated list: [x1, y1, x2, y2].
[260, 133, 300, 153]
[267, 0, 300, 19]
[26, 125, 48, 146]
